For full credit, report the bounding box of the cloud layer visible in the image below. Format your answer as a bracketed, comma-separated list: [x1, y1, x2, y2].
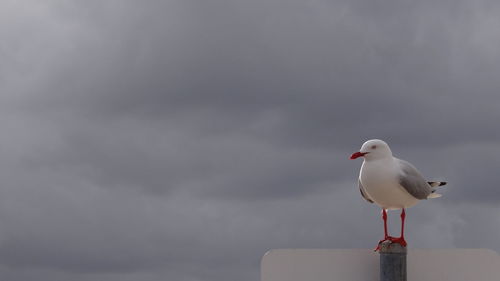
[1, 1, 500, 280]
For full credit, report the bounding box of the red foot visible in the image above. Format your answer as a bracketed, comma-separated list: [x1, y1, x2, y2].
[387, 236, 407, 247]
[374, 236, 393, 251]
[374, 236, 407, 251]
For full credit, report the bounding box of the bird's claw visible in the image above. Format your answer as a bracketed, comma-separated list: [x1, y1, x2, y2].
[374, 236, 407, 251]
[387, 236, 407, 247]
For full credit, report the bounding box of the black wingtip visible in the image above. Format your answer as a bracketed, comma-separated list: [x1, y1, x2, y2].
[428, 181, 447, 187]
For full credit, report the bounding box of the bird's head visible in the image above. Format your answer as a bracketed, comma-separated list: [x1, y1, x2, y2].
[350, 139, 393, 161]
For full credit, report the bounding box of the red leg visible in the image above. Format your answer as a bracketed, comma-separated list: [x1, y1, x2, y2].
[387, 208, 407, 247]
[375, 209, 391, 251]
[401, 208, 406, 239]
[383, 209, 389, 239]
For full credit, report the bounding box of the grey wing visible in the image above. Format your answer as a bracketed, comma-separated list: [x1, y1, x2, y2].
[397, 159, 432, 200]
[358, 179, 374, 203]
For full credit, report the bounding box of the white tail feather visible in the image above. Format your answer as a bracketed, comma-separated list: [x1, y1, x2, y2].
[428, 193, 442, 199]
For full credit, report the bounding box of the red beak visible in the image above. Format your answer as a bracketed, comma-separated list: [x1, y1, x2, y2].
[350, 151, 369, 159]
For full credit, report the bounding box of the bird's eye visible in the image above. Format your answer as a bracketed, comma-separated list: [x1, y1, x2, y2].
[371, 145, 377, 149]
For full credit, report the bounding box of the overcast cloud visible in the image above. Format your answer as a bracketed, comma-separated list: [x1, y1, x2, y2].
[1, 1, 500, 280]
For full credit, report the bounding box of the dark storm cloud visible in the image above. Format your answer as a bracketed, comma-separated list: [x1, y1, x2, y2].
[42, 0, 500, 151]
[1, 0, 500, 280]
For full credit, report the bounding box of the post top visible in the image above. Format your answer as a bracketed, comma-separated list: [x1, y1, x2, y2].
[378, 241, 407, 254]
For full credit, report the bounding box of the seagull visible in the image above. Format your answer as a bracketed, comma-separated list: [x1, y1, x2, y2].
[350, 139, 446, 250]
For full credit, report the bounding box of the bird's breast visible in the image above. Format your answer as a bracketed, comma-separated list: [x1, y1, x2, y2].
[359, 160, 418, 209]
[360, 160, 398, 186]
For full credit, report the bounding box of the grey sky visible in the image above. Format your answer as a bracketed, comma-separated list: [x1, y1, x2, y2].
[1, 1, 500, 280]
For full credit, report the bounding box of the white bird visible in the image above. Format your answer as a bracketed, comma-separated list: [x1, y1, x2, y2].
[350, 139, 446, 249]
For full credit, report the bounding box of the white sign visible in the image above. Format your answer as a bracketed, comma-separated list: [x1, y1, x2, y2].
[262, 249, 500, 281]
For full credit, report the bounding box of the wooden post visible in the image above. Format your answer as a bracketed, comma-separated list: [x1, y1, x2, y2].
[379, 241, 407, 281]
